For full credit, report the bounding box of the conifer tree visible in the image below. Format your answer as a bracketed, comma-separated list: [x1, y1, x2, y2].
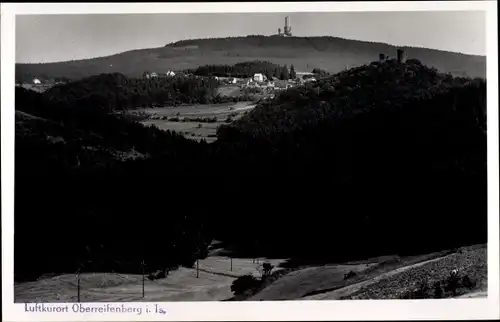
[290, 65, 297, 79]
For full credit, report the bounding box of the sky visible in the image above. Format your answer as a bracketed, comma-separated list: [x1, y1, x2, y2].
[16, 11, 486, 63]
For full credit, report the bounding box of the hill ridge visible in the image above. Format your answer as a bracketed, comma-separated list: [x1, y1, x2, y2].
[16, 35, 485, 82]
[167, 35, 484, 57]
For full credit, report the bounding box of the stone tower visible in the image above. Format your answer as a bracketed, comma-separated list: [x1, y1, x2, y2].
[397, 49, 407, 63]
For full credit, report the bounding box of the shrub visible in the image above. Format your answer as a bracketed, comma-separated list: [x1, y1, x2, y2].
[230, 274, 261, 295]
[400, 279, 431, 299]
[400, 272, 478, 299]
[444, 271, 461, 296]
[413, 279, 431, 299]
[433, 281, 444, 298]
[147, 270, 166, 280]
[344, 271, 356, 280]
[461, 275, 476, 289]
[261, 262, 274, 278]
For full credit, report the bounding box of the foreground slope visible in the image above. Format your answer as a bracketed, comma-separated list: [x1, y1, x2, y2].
[16, 36, 485, 81]
[15, 245, 485, 302]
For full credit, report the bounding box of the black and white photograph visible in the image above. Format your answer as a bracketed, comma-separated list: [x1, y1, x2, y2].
[1, 1, 499, 321]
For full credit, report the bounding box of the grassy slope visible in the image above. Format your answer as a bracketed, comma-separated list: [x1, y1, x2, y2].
[16, 36, 486, 81]
[250, 245, 486, 301]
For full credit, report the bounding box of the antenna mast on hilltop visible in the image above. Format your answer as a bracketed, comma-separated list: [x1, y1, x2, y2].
[284, 16, 292, 37]
[278, 16, 293, 37]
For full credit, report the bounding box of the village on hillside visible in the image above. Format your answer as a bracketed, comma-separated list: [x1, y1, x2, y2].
[18, 69, 318, 95]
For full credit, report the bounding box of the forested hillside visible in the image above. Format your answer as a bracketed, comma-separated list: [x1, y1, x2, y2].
[15, 84, 213, 282]
[43, 72, 220, 110]
[211, 58, 487, 260]
[16, 35, 486, 82]
[14, 58, 487, 282]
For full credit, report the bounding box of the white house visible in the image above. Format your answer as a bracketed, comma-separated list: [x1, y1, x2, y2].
[33, 78, 41, 84]
[166, 71, 176, 77]
[150, 72, 158, 78]
[253, 73, 264, 82]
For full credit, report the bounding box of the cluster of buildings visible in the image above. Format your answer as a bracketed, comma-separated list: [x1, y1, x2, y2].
[220, 71, 317, 93]
[143, 70, 176, 79]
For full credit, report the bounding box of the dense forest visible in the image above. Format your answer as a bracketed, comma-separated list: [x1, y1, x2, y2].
[187, 60, 297, 80]
[15, 84, 214, 281]
[14, 58, 487, 282]
[43, 72, 220, 110]
[15, 35, 486, 82]
[212, 59, 487, 260]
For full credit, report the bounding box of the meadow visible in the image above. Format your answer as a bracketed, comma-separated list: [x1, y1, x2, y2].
[137, 101, 256, 142]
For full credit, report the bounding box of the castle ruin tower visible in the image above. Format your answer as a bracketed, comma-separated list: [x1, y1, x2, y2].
[284, 16, 292, 36]
[397, 49, 407, 63]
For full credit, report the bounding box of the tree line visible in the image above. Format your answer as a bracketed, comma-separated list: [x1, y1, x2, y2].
[187, 60, 297, 80]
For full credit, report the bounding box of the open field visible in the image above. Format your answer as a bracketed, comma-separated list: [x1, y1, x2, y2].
[138, 101, 256, 142]
[217, 85, 242, 97]
[17, 84, 54, 93]
[14, 256, 286, 303]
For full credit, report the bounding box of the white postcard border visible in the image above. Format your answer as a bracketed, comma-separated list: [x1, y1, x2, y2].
[2, 2, 499, 321]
